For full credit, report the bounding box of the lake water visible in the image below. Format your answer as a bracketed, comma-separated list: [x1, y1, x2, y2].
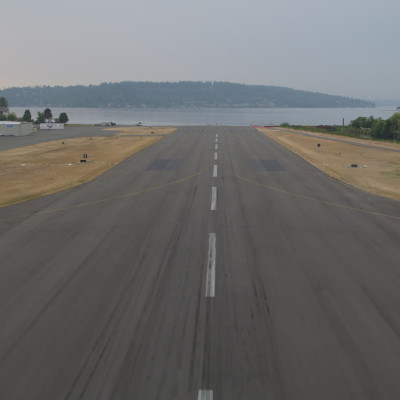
[10, 106, 398, 126]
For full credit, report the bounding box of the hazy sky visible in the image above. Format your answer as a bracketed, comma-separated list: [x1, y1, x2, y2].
[2, 0, 399, 99]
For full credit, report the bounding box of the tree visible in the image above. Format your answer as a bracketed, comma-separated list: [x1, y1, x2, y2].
[350, 116, 375, 129]
[58, 112, 69, 124]
[371, 119, 386, 139]
[0, 97, 9, 116]
[43, 108, 53, 122]
[389, 112, 400, 140]
[7, 112, 17, 121]
[0, 97, 8, 108]
[35, 111, 45, 124]
[22, 109, 32, 122]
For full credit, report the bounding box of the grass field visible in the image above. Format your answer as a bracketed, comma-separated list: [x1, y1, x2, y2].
[258, 127, 400, 201]
[0, 132, 168, 207]
[103, 126, 176, 135]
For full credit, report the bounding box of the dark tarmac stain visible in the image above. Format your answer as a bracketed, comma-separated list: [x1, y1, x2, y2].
[146, 158, 182, 171]
[249, 159, 285, 172]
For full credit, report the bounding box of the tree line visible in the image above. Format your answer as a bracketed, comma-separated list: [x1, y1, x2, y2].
[281, 112, 400, 141]
[32, 108, 69, 124]
[0, 97, 68, 124]
[349, 113, 400, 140]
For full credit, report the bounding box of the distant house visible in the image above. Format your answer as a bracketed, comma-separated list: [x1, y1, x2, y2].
[0, 106, 8, 116]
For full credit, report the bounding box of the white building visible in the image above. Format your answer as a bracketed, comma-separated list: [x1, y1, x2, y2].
[39, 123, 65, 130]
[0, 121, 33, 136]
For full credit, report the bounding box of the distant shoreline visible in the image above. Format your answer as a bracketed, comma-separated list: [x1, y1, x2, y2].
[8, 106, 397, 127]
[1, 81, 375, 109]
[7, 104, 377, 109]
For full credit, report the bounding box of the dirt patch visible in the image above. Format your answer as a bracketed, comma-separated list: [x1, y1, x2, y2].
[103, 126, 176, 135]
[258, 128, 400, 201]
[0, 136, 161, 207]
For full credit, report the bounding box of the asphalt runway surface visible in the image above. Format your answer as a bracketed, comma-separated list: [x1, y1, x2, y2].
[1, 126, 400, 399]
[0, 126, 115, 151]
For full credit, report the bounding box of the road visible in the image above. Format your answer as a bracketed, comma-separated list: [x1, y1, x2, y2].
[1, 126, 400, 400]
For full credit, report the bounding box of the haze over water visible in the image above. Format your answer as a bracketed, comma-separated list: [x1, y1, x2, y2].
[10, 106, 398, 126]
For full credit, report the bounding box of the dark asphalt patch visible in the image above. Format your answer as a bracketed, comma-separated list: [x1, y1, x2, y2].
[249, 159, 285, 171]
[146, 158, 182, 171]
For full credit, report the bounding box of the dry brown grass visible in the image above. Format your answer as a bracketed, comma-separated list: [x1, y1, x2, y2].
[0, 135, 162, 207]
[258, 128, 400, 201]
[103, 126, 176, 135]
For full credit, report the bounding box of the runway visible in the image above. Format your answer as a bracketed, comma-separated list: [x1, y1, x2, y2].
[1, 126, 400, 399]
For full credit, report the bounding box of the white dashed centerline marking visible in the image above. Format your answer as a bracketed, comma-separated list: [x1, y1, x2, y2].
[199, 139, 218, 398]
[198, 390, 213, 400]
[211, 187, 217, 211]
[205, 233, 216, 297]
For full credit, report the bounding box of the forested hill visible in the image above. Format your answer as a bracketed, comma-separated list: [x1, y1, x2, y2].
[1, 81, 374, 108]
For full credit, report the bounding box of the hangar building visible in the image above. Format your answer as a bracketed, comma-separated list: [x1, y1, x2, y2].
[0, 121, 33, 136]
